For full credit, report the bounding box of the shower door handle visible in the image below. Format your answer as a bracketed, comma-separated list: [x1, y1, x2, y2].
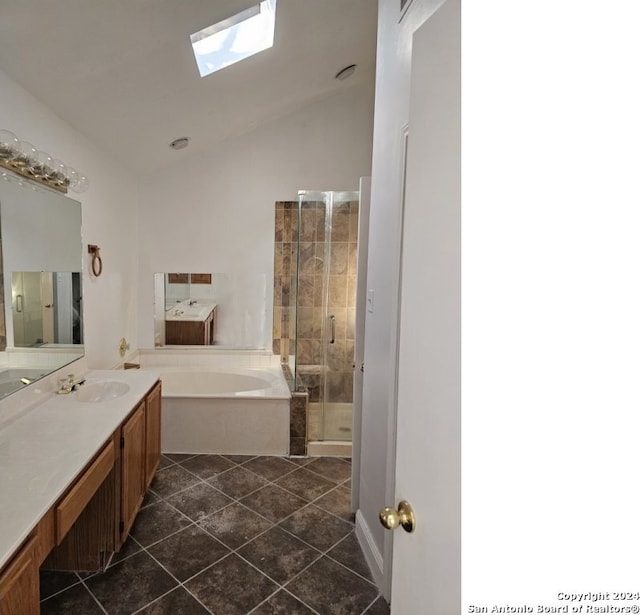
[16, 294, 23, 313]
[329, 315, 336, 344]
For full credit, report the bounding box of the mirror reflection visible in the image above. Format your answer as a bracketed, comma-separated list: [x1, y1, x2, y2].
[153, 272, 268, 349]
[154, 273, 219, 346]
[11, 271, 83, 347]
[0, 173, 84, 400]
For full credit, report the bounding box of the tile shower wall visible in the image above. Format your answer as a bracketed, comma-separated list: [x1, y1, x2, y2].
[272, 202, 298, 361]
[273, 199, 358, 407]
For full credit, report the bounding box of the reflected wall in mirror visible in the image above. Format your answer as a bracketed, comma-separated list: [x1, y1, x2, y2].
[0, 171, 83, 401]
[11, 272, 83, 347]
[153, 272, 268, 349]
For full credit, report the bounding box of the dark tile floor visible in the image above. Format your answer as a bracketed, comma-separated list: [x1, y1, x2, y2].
[40, 454, 390, 615]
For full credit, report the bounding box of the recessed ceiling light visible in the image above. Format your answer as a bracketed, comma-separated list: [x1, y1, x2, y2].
[335, 64, 357, 81]
[169, 137, 189, 150]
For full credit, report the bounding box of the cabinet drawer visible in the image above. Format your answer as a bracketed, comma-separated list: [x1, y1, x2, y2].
[55, 441, 115, 545]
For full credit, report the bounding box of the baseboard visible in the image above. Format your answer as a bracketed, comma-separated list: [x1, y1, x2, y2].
[355, 509, 384, 590]
[307, 441, 352, 457]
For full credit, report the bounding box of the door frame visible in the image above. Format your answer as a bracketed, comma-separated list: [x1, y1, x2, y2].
[351, 176, 371, 515]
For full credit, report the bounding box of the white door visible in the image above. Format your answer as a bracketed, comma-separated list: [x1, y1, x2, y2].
[385, 1, 460, 613]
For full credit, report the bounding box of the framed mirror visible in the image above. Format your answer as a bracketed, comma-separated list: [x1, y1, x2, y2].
[0, 174, 83, 400]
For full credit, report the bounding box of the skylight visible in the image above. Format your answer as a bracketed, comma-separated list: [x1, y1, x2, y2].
[190, 0, 277, 78]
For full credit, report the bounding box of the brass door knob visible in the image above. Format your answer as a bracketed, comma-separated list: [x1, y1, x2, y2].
[379, 500, 416, 533]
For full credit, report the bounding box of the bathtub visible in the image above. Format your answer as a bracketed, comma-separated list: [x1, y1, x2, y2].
[138, 352, 291, 455]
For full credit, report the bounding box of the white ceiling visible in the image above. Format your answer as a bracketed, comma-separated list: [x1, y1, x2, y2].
[0, 0, 377, 175]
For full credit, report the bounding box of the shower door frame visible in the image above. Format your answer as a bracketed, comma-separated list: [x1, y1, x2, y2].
[295, 189, 359, 444]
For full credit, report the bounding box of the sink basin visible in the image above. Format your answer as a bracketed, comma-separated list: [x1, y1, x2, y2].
[75, 381, 130, 403]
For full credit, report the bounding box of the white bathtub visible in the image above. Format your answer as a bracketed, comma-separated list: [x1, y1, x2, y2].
[160, 368, 289, 398]
[138, 353, 291, 456]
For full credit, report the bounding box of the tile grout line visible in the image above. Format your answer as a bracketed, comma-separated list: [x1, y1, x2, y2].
[128, 547, 218, 615]
[76, 577, 110, 615]
[148, 473, 342, 612]
[40, 455, 383, 615]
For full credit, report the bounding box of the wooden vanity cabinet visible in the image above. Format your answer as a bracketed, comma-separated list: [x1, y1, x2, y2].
[41, 437, 117, 572]
[119, 380, 162, 545]
[145, 381, 162, 489]
[120, 400, 146, 542]
[0, 379, 162, 614]
[165, 306, 216, 345]
[0, 537, 39, 615]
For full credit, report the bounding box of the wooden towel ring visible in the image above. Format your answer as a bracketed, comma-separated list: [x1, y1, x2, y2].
[88, 244, 103, 277]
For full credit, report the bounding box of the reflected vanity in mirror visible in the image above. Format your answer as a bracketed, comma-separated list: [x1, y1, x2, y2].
[0, 172, 83, 400]
[154, 273, 218, 346]
[153, 271, 269, 349]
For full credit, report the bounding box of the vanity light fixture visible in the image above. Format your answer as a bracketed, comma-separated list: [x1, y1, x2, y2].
[0, 128, 89, 194]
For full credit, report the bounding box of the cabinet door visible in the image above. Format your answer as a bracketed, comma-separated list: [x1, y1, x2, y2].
[0, 537, 39, 615]
[145, 382, 162, 489]
[120, 402, 145, 540]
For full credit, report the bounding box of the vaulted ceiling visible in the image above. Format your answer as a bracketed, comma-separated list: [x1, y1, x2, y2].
[0, 0, 377, 175]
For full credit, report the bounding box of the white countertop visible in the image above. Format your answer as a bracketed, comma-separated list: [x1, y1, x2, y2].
[0, 369, 160, 570]
[165, 303, 216, 322]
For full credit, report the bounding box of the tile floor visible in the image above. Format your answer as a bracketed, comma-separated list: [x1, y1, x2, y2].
[40, 454, 390, 615]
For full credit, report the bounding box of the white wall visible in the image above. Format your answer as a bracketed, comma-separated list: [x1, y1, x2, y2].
[0, 69, 140, 369]
[357, 0, 447, 587]
[0, 68, 373, 365]
[137, 82, 374, 349]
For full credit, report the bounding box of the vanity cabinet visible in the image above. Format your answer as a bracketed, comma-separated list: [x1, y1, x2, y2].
[120, 401, 146, 542]
[0, 537, 39, 615]
[0, 377, 162, 615]
[145, 381, 162, 489]
[120, 380, 161, 543]
[165, 305, 216, 345]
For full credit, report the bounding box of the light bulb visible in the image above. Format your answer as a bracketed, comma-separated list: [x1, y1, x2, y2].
[0, 129, 19, 161]
[51, 159, 67, 186]
[31, 151, 53, 178]
[70, 172, 89, 193]
[14, 141, 37, 168]
[66, 166, 78, 188]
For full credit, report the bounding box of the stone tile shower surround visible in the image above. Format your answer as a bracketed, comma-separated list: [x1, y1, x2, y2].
[272, 201, 298, 360]
[273, 199, 358, 409]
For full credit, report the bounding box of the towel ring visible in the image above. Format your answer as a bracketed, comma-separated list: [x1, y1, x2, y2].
[88, 244, 103, 277]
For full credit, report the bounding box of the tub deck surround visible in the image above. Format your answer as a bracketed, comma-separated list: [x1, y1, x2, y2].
[0, 369, 160, 570]
[160, 367, 290, 399]
[137, 351, 291, 456]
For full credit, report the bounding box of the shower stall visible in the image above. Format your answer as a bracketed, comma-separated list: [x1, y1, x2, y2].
[273, 190, 360, 454]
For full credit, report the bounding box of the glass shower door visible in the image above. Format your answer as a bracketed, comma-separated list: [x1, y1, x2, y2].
[295, 190, 359, 443]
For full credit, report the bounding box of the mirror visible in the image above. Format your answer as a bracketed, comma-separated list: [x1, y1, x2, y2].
[11, 271, 83, 347]
[0, 174, 83, 400]
[153, 272, 268, 349]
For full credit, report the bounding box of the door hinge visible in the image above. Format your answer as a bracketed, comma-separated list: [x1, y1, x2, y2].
[119, 521, 125, 534]
[120, 436, 125, 448]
